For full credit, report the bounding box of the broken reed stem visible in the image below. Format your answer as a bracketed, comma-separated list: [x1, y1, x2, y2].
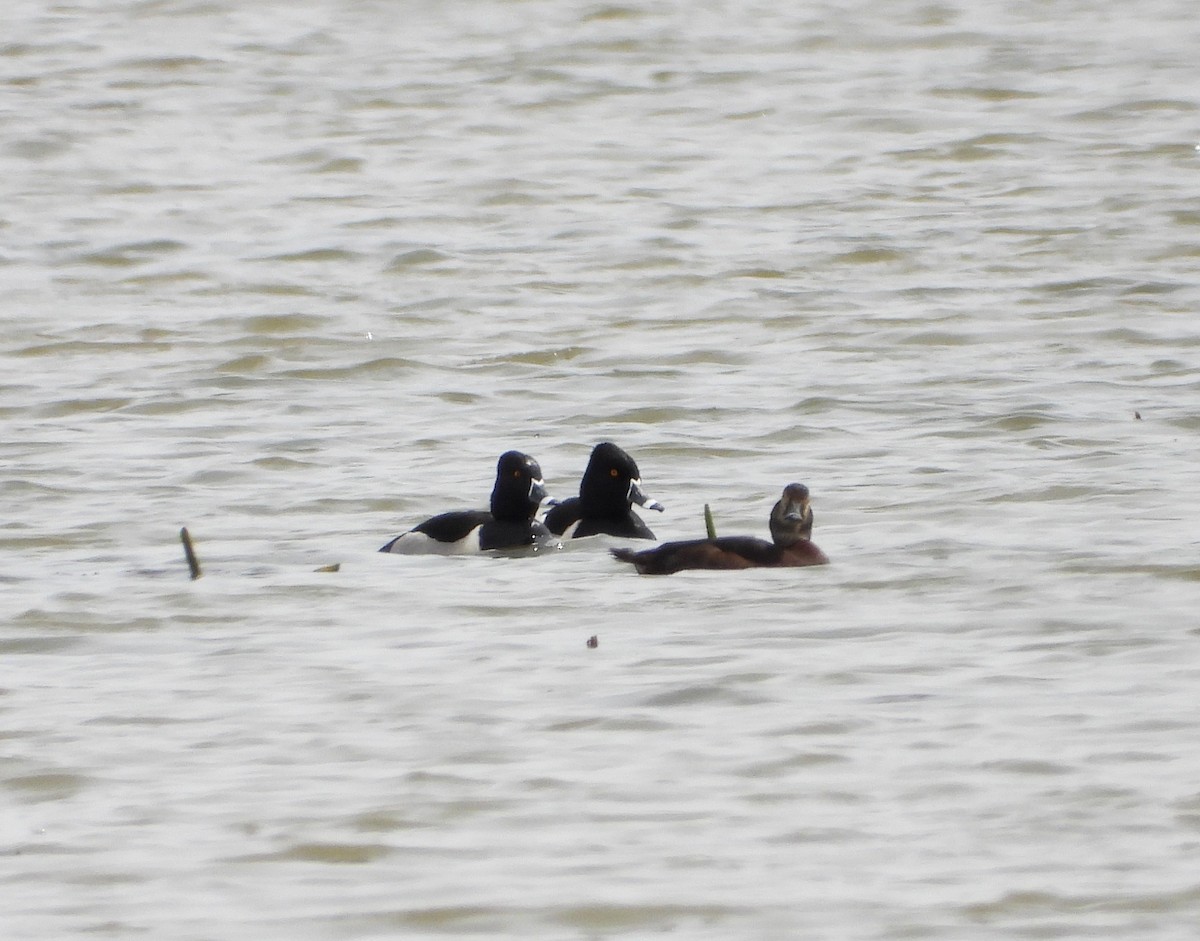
[180, 527, 202, 580]
[703, 503, 717, 540]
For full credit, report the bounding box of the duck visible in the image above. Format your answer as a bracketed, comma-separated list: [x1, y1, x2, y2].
[379, 450, 556, 554]
[544, 441, 664, 540]
[610, 483, 829, 574]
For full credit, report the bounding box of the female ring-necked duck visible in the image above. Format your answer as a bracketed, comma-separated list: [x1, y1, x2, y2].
[544, 441, 664, 540]
[379, 450, 556, 554]
[610, 483, 829, 574]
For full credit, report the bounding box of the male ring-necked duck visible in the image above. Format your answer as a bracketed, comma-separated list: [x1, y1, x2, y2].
[544, 441, 664, 540]
[379, 450, 556, 554]
[610, 483, 828, 574]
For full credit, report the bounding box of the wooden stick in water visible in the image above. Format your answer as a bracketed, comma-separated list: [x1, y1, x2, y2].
[180, 527, 202, 580]
[704, 504, 717, 540]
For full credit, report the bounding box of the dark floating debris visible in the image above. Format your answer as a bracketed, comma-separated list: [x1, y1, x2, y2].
[180, 527, 202, 580]
[586, 635, 598, 649]
[1135, 410, 1142, 420]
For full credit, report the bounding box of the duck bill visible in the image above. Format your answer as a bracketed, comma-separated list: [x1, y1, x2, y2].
[529, 478, 556, 507]
[782, 495, 811, 523]
[628, 478, 665, 512]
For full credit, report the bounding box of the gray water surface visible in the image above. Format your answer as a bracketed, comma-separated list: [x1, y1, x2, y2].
[4, 1, 1200, 938]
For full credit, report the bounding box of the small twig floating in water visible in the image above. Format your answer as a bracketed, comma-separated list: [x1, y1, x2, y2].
[314, 563, 340, 573]
[704, 503, 718, 540]
[180, 527, 202, 580]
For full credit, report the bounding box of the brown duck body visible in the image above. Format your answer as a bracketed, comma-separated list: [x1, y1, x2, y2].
[610, 483, 828, 575]
[612, 534, 828, 574]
